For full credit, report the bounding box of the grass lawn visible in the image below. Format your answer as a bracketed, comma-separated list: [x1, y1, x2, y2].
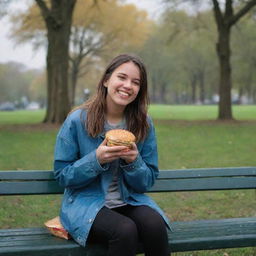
[0, 110, 45, 125]
[149, 104, 256, 120]
[0, 105, 255, 256]
[0, 104, 256, 125]
[156, 120, 256, 169]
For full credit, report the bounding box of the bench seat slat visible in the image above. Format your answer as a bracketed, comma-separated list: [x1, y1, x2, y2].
[0, 228, 104, 256]
[171, 217, 256, 235]
[172, 234, 256, 252]
[0, 218, 255, 255]
[0, 245, 89, 256]
[0, 228, 49, 237]
[170, 217, 256, 251]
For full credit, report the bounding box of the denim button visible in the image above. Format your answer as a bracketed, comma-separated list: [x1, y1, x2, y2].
[68, 197, 73, 203]
[77, 236, 83, 243]
[88, 218, 93, 223]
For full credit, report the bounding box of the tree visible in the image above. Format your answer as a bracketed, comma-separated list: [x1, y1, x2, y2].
[6, 0, 77, 122]
[10, 0, 152, 108]
[34, 0, 77, 123]
[164, 0, 256, 119]
[0, 62, 41, 104]
[140, 9, 217, 105]
[10, 0, 77, 122]
[29, 72, 47, 107]
[175, 11, 217, 104]
[212, 0, 256, 119]
[140, 28, 178, 104]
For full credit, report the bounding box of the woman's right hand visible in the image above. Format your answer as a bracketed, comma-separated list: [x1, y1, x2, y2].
[96, 138, 128, 165]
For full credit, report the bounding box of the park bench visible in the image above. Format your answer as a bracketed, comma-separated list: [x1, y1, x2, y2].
[0, 167, 256, 255]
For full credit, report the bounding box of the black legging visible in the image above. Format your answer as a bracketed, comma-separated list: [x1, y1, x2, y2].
[88, 205, 170, 256]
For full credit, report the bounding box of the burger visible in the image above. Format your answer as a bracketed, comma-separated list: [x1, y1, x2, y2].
[105, 129, 136, 149]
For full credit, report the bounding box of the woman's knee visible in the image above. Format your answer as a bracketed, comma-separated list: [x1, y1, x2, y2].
[148, 213, 166, 233]
[115, 218, 138, 244]
[133, 206, 166, 234]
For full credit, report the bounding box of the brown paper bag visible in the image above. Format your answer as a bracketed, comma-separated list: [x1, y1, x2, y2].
[44, 216, 71, 240]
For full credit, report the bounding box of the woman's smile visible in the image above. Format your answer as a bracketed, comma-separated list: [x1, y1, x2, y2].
[117, 89, 131, 98]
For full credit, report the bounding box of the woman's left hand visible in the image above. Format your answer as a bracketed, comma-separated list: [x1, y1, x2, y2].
[120, 142, 138, 164]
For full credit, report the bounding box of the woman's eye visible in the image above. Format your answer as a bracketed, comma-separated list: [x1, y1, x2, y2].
[118, 76, 125, 80]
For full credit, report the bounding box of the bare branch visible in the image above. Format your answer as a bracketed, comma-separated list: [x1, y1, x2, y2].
[228, 0, 256, 26]
[34, 0, 50, 21]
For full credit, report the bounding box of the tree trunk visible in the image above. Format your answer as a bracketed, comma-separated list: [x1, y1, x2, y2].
[45, 28, 71, 123]
[238, 87, 243, 105]
[151, 75, 158, 103]
[245, 68, 253, 104]
[216, 26, 233, 119]
[190, 74, 197, 104]
[70, 61, 79, 107]
[36, 0, 76, 124]
[159, 82, 167, 104]
[198, 71, 205, 104]
[253, 88, 256, 104]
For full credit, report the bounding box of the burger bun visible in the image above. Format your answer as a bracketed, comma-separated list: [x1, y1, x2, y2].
[105, 129, 136, 149]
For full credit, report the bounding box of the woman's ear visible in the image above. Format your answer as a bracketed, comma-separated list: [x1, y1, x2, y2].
[103, 81, 108, 87]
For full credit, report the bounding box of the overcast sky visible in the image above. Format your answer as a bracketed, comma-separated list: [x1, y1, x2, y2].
[0, 0, 163, 70]
[0, 1, 212, 70]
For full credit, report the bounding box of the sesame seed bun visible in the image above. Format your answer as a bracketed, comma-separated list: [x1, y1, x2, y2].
[105, 129, 136, 148]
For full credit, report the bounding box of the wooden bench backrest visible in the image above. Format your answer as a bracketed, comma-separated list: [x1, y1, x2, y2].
[0, 167, 256, 195]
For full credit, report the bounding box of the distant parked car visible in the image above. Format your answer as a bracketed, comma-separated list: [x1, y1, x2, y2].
[26, 102, 40, 110]
[0, 102, 16, 111]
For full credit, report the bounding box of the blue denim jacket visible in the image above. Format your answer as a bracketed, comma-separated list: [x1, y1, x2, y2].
[54, 109, 171, 247]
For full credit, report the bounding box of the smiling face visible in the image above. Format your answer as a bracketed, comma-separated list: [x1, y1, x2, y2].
[104, 61, 141, 112]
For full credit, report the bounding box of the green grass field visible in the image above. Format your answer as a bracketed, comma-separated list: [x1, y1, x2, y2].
[0, 105, 255, 256]
[149, 104, 256, 120]
[0, 110, 45, 125]
[0, 104, 256, 125]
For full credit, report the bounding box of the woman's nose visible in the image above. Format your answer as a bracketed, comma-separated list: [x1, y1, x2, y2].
[123, 80, 132, 88]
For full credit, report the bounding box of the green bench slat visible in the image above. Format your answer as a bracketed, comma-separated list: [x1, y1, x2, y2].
[158, 167, 256, 179]
[1, 176, 255, 195]
[0, 228, 106, 256]
[0, 218, 255, 255]
[151, 176, 256, 192]
[1, 167, 255, 180]
[0, 171, 54, 180]
[170, 217, 256, 252]
[1, 168, 256, 195]
[0, 181, 63, 195]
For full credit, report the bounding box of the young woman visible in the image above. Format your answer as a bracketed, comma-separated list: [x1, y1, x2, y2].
[54, 54, 171, 256]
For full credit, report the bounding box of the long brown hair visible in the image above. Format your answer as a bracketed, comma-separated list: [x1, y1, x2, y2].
[80, 54, 149, 141]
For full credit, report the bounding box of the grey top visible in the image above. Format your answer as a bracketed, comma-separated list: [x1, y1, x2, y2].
[104, 120, 127, 209]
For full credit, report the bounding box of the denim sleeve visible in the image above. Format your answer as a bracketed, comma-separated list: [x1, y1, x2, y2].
[53, 121, 109, 189]
[121, 118, 159, 193]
